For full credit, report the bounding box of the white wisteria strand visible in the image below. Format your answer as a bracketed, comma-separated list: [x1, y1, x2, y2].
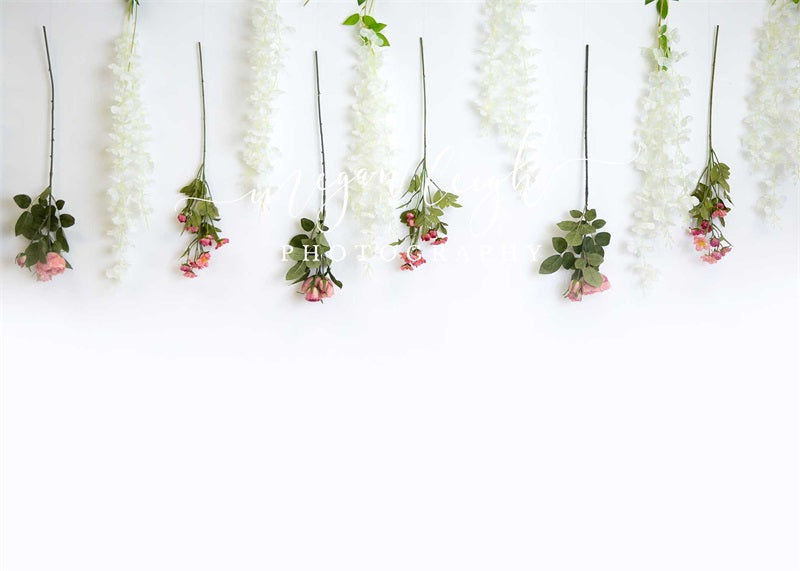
[106, 16, 153, 281]
[628, 27, 693, 290]
[347, 41, 396, 264]
[476, 0, 539, 192]
[243, 0, 287, 209]
[743, 0, 800, 226]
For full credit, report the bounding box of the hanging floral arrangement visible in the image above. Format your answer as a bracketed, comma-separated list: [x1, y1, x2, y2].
[688, 26, 732, 265]
[628, 0, 692, 289]
[743, 0, 800, 225]
[539, 46, 612, 302]
[13, 27, 76, 282]
[476, 0, 539, 193]
[341, 0, 396, 265]
[284, 52, 342, 303]
[242, 0, 287, 208]
[106, 0, 153, 280]
[176, 43, 229, 278]
[391, 38, 461, 272]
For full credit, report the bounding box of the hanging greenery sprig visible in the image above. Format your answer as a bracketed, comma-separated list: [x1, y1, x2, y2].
[284, 52, 342, 303]
[539, 46, 612, 302]
[176, 43, 229, 278]
[14, 26, 75, 282]
[645, 0, 679, 62]
[342, 0, 390, 46]
[689, 26, 732, 264]
[391, 38, 461, 272]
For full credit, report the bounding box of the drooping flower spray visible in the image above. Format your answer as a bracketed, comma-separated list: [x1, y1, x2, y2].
[743, 0, 800, 225]
[688, 26, 732, 265]
[341, 1, 396, 267]
[176, 43, 229, 278]
[106, 0, 153, 280]
[539, 46, 612, 302]
[629, 0, 692, 289]
[13, 27, 76, 282]
[242, 0, 287, 208]
[284, 52, 342, 303]
[476, 0, 539, 193]
[392, 38, 461, 272]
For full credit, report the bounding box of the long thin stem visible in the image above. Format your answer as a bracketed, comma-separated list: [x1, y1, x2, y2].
[707, 25, 720, 155]
[420, 37, 428, 162]
[198, 42, 207, 170]
[582, 44, 589, 211]
[127, 1, 139, 71]
[43, 26, 55, 193]
[314, 51, 327, 223]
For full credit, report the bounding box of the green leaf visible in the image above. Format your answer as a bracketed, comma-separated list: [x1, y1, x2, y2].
[289, 234, 305, 248]
[575, 258, 587, 269]
[565, 231, 583, 247]
[13, 194, 31, 209]
[595, 232, 611, 246]
[552, 237, 568, 254]
[362, 15, 376, 27]
[59, 214, 75, 228]
[342, 13, 360, 25]
[583, 267, 603, 288]
[539, 255, 562, 274]
[585, 209, 597, 222]
[14, 212, 30, 236]
[56, 227, 69, 253]
[586, 253, 604, 267]
[557, 221, 578, 231]
[328, 273, 343, 289]
[375, 33, 390, 46]
[56, 199, 65, 210]
[577, 223, 596, 235]
[300, 218, 315, 232]
[569, 210, 583, 219]
[285, 261, 307, 282]
[38, 187, 51, 201]
[592, 219, 606, 229]
[561, 252, 576, 270]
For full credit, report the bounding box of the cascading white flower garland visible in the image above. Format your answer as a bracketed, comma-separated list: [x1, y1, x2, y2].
[347, 40, 396, 263]
[476, 0, 538, 192]
[628, 26, 693, 289]
[243, 0, 287, 209]
[106, 5, 152, 281]
[743, 0, 800, 226]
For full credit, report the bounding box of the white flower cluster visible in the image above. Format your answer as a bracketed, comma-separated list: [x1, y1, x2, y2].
[743, 0, 800, 226]
[628, 28, 693, 290]
[243, 0, 287, 209]
[346, 41, 396, 262]
[106, 19, 153, 281]
[476, 0, 538, 190]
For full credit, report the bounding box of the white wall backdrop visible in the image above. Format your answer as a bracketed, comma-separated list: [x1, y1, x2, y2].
[2, 1, 797, 570]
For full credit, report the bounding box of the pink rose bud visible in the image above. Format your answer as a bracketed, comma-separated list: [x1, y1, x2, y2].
[215, 238, 229, 249]
[710, 238, 720, 247]
[429, 230, 437, 238]
[187, 226, 199, 233]
[305, 287, 322, 302]
[178, 214, 187, 223]
[16, 254, 26, 267]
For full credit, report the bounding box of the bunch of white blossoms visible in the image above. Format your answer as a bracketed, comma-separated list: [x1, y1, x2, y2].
[243, 0, 287, 209]
[629, 27, 693, 290]
[476, 0, 538, 191]
[743, 0, 800, 226]
[106, 22, 153, 281]
[346, 40, 396, 264]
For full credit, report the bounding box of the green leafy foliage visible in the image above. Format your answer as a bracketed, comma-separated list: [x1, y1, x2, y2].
[538, 207, 611, 298]
[645, 0, 679, 62]
[284, 216, 342, 290]
[341, 1, 390, 46]
[13, 185, 74, 269]
[176, 169, 228, 274]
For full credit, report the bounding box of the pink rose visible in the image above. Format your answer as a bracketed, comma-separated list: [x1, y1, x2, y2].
[34, 252, 67, 282]
[583, 274, 611, 296]
[16, 254, 26, 268]
[178, 214, 187, 223]
[304, 287, 322, 302]
[215, 238, 229, 249]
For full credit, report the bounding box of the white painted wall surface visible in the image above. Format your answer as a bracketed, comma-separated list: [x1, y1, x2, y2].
[2, 1, 797, 570]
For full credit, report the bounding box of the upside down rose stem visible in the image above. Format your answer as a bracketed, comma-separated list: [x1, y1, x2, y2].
[707, 25, 719, 161]
[42, 26, 55, 237]
[198, 42, 207, 177]
[420, 37, 427, 164]
[314, 50, 327, 224]
[582, 44, 589, 212]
